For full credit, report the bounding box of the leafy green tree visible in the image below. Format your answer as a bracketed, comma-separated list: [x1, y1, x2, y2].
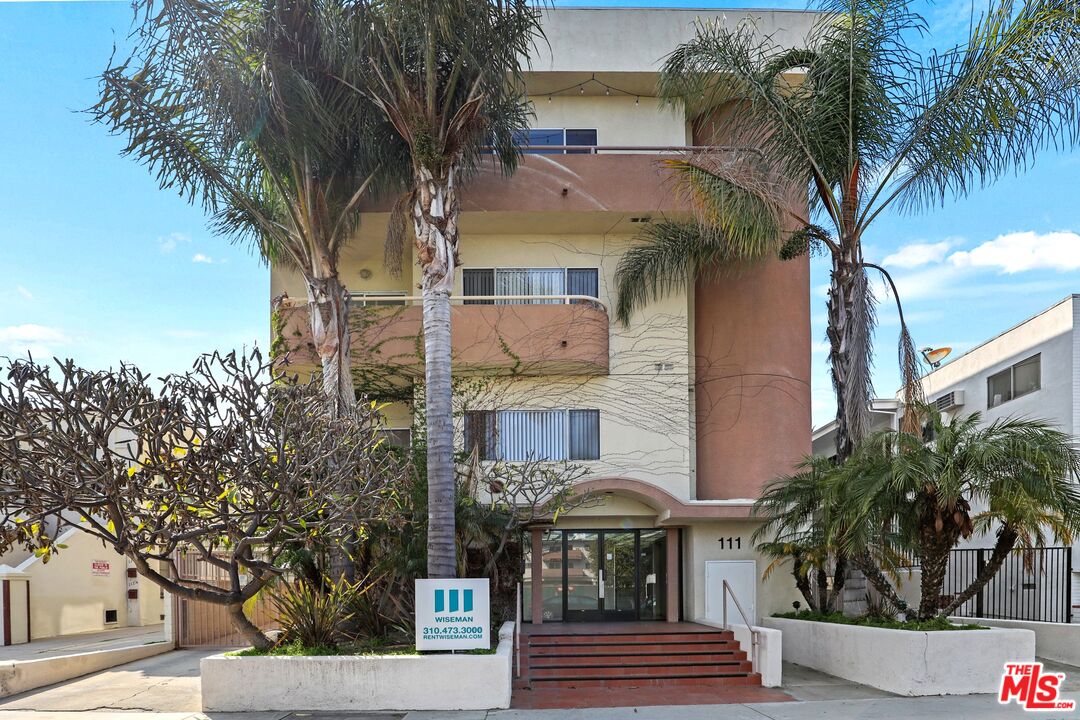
[356, 0, 543, 578]
[839, 411, 1080, 620]
[93, 0, 406, 416]
[615, 0, 1080, 460]
[0, 350, 402, 649]
[760, 410, 1080, 621]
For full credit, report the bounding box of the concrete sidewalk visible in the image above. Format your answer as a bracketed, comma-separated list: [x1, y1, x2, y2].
[0, 696, 1073, 720]
[1, 655, 1076, 720]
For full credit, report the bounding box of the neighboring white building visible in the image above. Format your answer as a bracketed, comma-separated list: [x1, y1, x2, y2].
[814, 295, 1080, 622]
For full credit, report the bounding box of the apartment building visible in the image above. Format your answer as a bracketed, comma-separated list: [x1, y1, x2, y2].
[271, 7, 817, 626]
[814, 295, 1080, 622]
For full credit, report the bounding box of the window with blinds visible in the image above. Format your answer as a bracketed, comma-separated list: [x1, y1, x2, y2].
[462, 268, 599, 305]
[463, 409, 600, 461]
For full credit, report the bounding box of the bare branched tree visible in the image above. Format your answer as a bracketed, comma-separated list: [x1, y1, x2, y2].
[0, 350, 404, 649]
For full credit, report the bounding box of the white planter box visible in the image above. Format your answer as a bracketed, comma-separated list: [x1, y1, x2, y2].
[201, 621, 514, 712]
[952, 617, 1080, 667]
[762, 616, 1035, 695]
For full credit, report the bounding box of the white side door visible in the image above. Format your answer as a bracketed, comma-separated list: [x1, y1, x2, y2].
[704, 560, 757, 626]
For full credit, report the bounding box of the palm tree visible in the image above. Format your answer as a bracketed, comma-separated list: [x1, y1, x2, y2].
[615, 0, 1080, 461]
[754, 457, 849, 613]
[838, 411, 1080, 620]
[355, 0, 543, 578]
[93, 0, 405, 416]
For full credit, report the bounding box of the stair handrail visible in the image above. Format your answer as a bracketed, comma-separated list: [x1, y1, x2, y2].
[721, 579, 759, 675]
[515, 581, 522, 679]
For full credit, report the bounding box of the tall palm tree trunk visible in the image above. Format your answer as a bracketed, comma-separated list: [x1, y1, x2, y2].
[826, 252, 873, 463]
[825, 248, 873, 613]
[415, 164, 460, 579]
[307, 272, 354, 418]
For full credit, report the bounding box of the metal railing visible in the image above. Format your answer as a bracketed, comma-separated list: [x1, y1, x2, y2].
[944, 546, 1073, 623]
[280, 293, 607, 312]
[515, 581, 523, 679]
[721, 579, 759, 674]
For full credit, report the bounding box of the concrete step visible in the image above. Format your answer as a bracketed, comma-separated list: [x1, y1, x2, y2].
[528, 631, 732, 646]
[530, 660, 753, 678]
[529, 641, 742, 656]
[528, 672, 762, 688]
[528, 651, 747, 666]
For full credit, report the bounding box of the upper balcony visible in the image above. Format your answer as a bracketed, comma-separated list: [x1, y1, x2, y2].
[359, 146, 694, 230]
[275, 293, 610, 382]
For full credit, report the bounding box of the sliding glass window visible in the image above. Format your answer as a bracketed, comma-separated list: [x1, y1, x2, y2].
[462, 268, 599, 305]
[464, 409, 600, 461]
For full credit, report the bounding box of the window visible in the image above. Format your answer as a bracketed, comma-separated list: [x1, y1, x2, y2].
[104, 609, 118, 624]
[378, 428, 412, 449]
[516, 128, 597, 154]
[350, 291, 407, 307]
[463, 409, 600, 461]
[987, 354, 1041, 408]
[462, 268, 599, 304]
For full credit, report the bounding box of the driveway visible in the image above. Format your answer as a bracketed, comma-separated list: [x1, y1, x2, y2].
[0, 648, 209, 713]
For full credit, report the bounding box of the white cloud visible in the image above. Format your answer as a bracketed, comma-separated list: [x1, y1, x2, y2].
[948, 231, 1080, 273]
[158, 232, 190, 254]
[192, 253, 215, 264]
[0, 324, 69, 359]
[882, 239, 958, 269]
[15, 285, 32, 300]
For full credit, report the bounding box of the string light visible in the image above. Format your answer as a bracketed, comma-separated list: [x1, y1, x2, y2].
[541, 73, 640, 101]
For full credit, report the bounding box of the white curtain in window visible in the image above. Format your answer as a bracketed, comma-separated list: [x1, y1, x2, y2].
[495, 268, 564, 305]
[497, 410, 566, 461]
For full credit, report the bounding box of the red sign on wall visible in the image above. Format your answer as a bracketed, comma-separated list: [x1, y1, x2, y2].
[91, 560, 111, 576]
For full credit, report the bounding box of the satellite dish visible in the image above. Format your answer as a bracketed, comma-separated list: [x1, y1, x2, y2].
[921, 346, 952, 368]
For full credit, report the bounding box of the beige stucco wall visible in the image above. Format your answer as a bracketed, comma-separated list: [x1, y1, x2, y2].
[530, 96, 688, 148]
[443, 231, 693, 499]
[17, 528, 163, 639]
[683, 520, 802, 623]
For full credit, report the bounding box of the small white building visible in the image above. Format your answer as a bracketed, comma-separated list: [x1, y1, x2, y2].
[813, 295, 1080, 622]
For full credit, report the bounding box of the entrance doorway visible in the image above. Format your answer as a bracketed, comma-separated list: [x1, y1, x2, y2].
[530, 529, 670, 622]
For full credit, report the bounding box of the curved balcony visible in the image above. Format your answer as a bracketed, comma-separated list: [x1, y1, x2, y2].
[275, 294, 610, 381]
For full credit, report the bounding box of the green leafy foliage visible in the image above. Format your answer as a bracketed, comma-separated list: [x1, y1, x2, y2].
[774, 610, 986, 632]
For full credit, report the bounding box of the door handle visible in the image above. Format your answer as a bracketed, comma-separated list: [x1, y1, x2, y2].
[598, 568, 605, 599]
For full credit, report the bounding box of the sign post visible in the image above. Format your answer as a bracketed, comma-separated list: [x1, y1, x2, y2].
[415, 578, 490, 651]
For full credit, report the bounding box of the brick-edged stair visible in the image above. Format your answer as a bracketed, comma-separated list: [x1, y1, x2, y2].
[518, 628, 760, 689]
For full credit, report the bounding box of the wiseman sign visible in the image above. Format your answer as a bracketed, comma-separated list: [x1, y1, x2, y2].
[415, 578, 490, 651]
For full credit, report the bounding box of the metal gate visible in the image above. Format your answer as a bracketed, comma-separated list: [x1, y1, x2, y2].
[173, 551, 279, 647]
[944, 546, 1073, 623]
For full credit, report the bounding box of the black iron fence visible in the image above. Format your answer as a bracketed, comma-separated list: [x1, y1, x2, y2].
[944, 546, 1073, 623]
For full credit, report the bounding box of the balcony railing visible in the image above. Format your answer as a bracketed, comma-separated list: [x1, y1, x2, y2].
[276, 293, 610, 376]
[347, 294, 606, 311]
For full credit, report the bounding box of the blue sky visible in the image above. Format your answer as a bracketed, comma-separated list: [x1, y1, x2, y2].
[1, 0, 1078, 428]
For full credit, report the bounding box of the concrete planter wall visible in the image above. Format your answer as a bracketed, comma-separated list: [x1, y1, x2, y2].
[762, 616, 1035, 696]
[952, 617, 1080, 666]
[201, 621, 514, 712]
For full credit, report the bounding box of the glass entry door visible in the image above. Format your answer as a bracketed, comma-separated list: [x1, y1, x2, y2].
[563, 531, 640, 621]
